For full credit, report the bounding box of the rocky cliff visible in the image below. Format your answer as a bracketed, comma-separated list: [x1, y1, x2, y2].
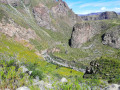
[81, 15, 98, 21]
[0, 0, 82, 31]
[33, 4, 56, 31]
[102, 25, 120, 48]
[70, 21, 109, 48]
[32, 0, 82, 31]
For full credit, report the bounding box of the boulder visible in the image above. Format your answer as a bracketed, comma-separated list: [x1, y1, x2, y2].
[102, 25, 120, 48]
[104, 84, 120, 90]
[61, 77, 68, 83]
[33, 80, 45, 90]
[45, 83, 53, 89]
[20, 66, 29, 73]
[16, 86, 30, 90]
[5, 89, 10, 90]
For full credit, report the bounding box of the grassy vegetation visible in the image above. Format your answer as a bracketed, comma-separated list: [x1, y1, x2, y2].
[0, 59, 31, 89]
[51, 19, 120, 67]
[84, 56, 120, 84]
[1, 1, 120, 89]
[0, 32, 107, 89]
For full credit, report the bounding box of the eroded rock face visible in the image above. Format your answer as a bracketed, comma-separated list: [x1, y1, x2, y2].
[52, 0, 69, 17]
[33, 4, 56, 31]
[102, 25, 120, 48]
[70, 21, 109, 48]
[99, 11, 118, 20]
[51, 0, 82, 26]
[0, 22, 37, 42]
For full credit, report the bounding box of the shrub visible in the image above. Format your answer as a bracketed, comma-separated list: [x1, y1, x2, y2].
[30, 70, 44, 80]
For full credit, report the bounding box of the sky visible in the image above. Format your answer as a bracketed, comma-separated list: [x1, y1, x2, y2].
[63, 0, 120, 15]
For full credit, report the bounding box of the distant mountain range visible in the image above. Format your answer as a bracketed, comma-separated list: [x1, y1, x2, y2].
[79, 12, 120, 16]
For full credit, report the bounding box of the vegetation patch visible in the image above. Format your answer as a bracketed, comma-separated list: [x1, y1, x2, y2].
[84, 57, 120, 83]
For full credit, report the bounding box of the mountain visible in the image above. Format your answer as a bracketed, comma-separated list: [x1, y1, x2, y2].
[117, 12, 120, 15]
[0, 0, 120, 90]
[79, 11, 118, 21]
[79, 12, 120, 16]
[78, 12, 102, 16]
[79, 11, 119, 21]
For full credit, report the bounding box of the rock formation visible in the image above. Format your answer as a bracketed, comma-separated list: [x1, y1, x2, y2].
[81, 15, 98, 21]
[104, 84, 120, 90]
[70, 21, 109, 48]
[51, 0, 69, 17]
[32, 0, 82, 31]
[0, 20, 37, 42]
[102, 25, 120, 48]
[99, 11, 118, 20]
[33, 4, 56, 31]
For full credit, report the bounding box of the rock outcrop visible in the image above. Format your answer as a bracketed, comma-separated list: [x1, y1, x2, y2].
[70, 21, 109, 48]
[33, 4, 56, 31]
[104, 84, 120, 90]
[51, 0, 69, 17]
[102, 25, 120, 48]
[32, 0, 82, 31]
[99, 11, 118, 20]
[61, 77, 68, 83]
[0, 21, 37, 42]
[16, 86, 30, 90]
[81, 15, 98, 21]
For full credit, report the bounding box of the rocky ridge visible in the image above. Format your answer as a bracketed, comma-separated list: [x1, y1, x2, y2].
[32, 0, 82, 31]
[81, 11, 118, 21]
[33, 3, 56, 31]
[70, 21, 110, 48]
[102, 25, 120, 48]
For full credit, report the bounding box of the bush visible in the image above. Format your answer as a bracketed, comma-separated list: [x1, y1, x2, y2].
[0, 59, 30, 89]
[30, 70, 44, 80]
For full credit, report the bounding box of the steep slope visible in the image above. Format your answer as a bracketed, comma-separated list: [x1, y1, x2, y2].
[0, 0, 82, 48]
[70, 21, 110, 48]
[0, 0, 120, 89]
[102, 25, 120, 48]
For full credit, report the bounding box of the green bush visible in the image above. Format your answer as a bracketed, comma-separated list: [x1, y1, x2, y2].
[30, 70, 44, 80]
[0, 59, 30, 89]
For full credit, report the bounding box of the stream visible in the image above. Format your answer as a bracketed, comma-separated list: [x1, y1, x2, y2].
[41, 50, 85, 73]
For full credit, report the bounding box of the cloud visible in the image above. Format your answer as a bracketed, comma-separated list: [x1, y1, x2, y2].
[101, 7, 106, 10]
[115, 8, 120, 10]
